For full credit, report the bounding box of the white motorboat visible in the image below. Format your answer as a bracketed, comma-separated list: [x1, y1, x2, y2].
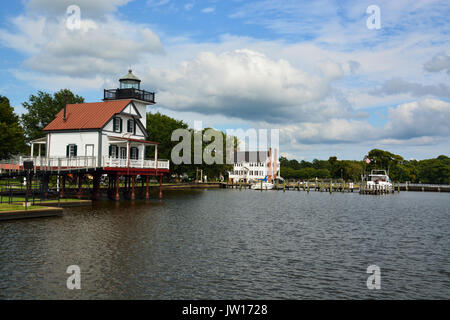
[251, 181, 274, 190]
[364, 170, 393, 192]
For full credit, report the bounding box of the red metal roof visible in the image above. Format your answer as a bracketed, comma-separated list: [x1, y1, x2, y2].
[43, 100, 132, 131]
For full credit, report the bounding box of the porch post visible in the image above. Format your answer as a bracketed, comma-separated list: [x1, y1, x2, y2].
[131, 175, 136, 200]
[155, 144, 158, 169]
[30, 143, 34, 157]
[127, 141, 130, 168]
[38, 144, 41, 157]
[145, 175, 150, 199]
[141, 145, 145, 168]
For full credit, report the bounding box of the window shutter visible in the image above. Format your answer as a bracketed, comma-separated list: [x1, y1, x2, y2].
[119, 118, 123, 132]
[115, 146, 119, 159]
[109, 145, 112, 157]
[113, 118, 116, 132]
[66, 145, 70, 157]
[73, 145, 77, 157]
[135, 148, 139, 159]
[133, 120, 136, 134]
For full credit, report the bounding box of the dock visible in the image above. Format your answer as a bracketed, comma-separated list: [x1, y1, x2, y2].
[221, 180, 450, 193]
[0, 206, 62, 221]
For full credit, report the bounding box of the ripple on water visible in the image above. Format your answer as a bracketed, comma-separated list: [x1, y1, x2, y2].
[0, 190, 449, 299]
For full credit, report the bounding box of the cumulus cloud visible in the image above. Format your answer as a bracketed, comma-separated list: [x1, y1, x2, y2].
[0, 14, 163, 78]
[144, 49, 351, 123]
[424, 52, 450, 75]
[278, 99, 450, 145]
[385, 99, 450, 140]
[372, 78, 450, 98]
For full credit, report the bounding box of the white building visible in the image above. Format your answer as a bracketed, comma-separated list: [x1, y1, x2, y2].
[29, 70, 169, 172]
[228, 150, 280, 183]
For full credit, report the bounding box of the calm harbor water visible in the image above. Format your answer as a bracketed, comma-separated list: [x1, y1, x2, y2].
[0, 189, 449, 299]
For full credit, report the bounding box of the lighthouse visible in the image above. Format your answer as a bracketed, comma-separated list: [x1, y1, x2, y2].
[104, 69, 155, 129]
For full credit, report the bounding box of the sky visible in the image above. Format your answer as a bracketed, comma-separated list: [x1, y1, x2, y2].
[0, 0, 449, 161]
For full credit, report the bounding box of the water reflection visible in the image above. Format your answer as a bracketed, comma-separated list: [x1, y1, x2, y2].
[0, 190, 449, 299]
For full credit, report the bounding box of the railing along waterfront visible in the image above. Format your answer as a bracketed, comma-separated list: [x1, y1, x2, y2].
[0, 156, 170, 173]
[0, 156, 97, 173]
[102, 157, 169, 169]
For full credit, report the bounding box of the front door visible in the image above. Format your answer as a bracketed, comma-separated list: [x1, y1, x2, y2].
[85, 144, 94, 157]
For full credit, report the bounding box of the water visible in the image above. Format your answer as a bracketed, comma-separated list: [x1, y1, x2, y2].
[0, 189, 449, 299]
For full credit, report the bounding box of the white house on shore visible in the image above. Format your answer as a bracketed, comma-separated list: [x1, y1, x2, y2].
[28, 69, 169, 171]
[228, 149, 280, 183]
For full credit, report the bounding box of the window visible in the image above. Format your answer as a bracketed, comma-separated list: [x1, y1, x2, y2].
[120, 147, 127, 159]
[127, 119, 135, 134]
[130, 147, 139, 160]
[113, 117, 122, 132]
[109, 145, 119, 158]
[66, 144, 77, 157]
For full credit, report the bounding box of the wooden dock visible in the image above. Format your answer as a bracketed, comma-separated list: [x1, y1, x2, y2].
[221, 180, 358, 192]
[221, 180, 450, 193]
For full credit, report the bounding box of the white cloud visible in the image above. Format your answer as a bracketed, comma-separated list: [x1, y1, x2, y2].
[147, 0, 170, 7]
[0, 14, 163, 79]
[202, 7, 215, 14]
[26, 0, 132, 16]
[424, 51, 450, 75]
[373, 78, 450, 98]
[385, 99, 450, 139]
[278, 98, 450, 146]
[143, 49, 351, 123]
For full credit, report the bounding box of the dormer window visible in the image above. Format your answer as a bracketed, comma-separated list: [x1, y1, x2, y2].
[127, 119, 136, 134]
[113, 117, 122, 133]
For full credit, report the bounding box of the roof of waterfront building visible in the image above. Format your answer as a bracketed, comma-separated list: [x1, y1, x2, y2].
[43, 100, 133, 131]
[233, 151, 269, 163]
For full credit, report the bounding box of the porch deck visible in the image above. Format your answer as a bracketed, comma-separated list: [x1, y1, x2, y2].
[0, 156, 170, 174]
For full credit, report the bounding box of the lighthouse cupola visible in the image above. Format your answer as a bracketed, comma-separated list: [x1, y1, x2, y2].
[119, 69, 141, 90]
[104, 69, 155, 104]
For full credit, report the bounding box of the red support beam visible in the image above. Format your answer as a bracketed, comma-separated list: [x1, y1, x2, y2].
[131, 175, 136, 200]
[115, 174, 120, 201]
[77, 174, 83, 199]
[159, 174, 163, 199]
[61, 175, 65, 198]
[145, 175, 150, 199]
[92, 173, 101, 200]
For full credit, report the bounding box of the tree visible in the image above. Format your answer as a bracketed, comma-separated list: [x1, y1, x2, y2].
[0, 96, 26, 159]
[21, 89, 84, 141]
[146, 111, 189, 161]
[146, 112, 235, 179]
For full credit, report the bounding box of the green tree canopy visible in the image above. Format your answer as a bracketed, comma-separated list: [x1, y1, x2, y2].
[0, 96, 26, 159]
[146, 112, 236, 179]
[146, 111, 189, 161]
[21, 89, 84, 141]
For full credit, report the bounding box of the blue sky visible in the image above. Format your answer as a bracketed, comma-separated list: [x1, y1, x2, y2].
[0, 0, 449, 161]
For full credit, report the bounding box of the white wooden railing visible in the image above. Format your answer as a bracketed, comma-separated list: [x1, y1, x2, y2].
[0, 156, 169, 172]
[102, 156, 169, 169]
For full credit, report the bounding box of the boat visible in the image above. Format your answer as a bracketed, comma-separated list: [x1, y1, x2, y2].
[251, 181, 274, 190]
[363, 170, 393, 192]
[250, 175, 274, 190]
